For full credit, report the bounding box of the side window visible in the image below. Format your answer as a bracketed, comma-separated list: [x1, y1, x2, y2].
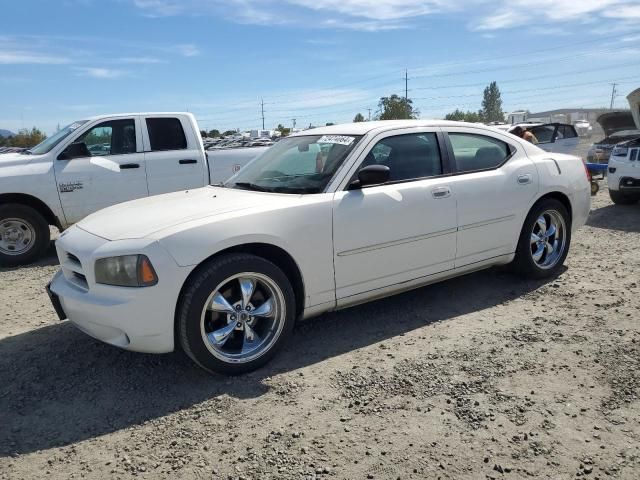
[560, 125, 577, 139]
[361, 133, 442, 182]
[529, 125, 555, 144]
[448, 133, 512, 173]
[146, 117, 187, 151]
[78, 119, 136, 156]
[631, 148, 638, 161]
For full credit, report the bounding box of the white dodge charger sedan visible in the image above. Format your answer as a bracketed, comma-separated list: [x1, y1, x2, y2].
[48, 120, 591, 374]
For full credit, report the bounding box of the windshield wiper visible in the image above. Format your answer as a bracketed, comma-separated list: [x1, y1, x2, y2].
[21, 149, 33, 155]
[233, 182, 273, 192]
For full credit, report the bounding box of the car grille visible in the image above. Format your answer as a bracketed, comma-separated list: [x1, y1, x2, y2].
[59, 249, 89, 291]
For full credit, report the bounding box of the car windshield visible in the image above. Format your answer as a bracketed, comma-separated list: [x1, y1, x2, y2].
[224, 134, 362, 194]
[27, 120, 89, 155]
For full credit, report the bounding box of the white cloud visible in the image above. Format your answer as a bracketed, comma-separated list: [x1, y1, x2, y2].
[0, 50, 71, 64]
[117, 56, 165, 64]
[130, 0, 640, 32]
[172, 44, 200, 57]
[75, 67, 127, 79]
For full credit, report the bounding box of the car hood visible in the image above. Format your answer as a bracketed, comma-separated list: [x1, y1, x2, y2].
[596, 111, 637, 137]
[627, 87, 640, 131]
[77, 186, 294, 241]
[0, 152, 34, 167]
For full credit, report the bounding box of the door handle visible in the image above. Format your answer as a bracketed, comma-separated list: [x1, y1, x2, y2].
[431, 186, 451, 199]
[179, 159, 198, 165]
[120, 163, 140, 170]
[517, 174, 533, 185]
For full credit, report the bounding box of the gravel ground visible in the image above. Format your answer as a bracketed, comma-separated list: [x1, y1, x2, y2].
[1, 183, 639, 480]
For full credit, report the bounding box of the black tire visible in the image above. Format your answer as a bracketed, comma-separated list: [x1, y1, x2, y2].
[0, 203, 50, 267]
[177, 253, 296, 375]
[511, 198, 571, 279]
[609, 189, 639, 205]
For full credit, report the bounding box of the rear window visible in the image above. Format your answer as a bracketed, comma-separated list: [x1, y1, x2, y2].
[146, 117, 187, 151]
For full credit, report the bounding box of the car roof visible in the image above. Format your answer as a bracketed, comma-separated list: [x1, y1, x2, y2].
[288, 119, 491, 137]
[81, 112, 192, 122]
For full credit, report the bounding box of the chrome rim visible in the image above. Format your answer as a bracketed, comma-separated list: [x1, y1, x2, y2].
[530, 209, 566, 269]
[200, 272, 286, 364]
[0, 218, 36, 256]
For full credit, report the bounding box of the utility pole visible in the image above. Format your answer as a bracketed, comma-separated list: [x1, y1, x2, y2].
[292, 118, 296, 131]
[367, 108, 372, 121]
[260, 98, 265, 130]
[405, 69, 408, 101]
[609, 83, 617, 109]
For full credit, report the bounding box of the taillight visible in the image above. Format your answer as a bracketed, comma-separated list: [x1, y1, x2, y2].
[582, 161, 591, 181]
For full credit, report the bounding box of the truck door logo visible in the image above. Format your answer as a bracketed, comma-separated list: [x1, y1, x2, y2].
[59, 181, 84, 193]
[233, 164, 241, 173]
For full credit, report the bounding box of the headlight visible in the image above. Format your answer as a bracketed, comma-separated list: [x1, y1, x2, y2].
[95, 255, 158, 287]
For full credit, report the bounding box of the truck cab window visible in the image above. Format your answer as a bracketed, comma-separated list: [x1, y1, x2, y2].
[78, 119, 137, 156]
[146, 117, 187, 151]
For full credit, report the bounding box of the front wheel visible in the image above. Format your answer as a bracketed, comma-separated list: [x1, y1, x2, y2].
[0, 203, 51, 267]
[609, 189, 639, 205]
[512, 199, 571, 279]
[177, 253, 296, 375]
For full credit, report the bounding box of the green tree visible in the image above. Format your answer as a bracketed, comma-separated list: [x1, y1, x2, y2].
[222, 130, 236, 137]
[325, 122, 335, 126]
[276, 124, 291, 137]
[199, 130, 207, 138]
[376, 94, 418, 120]
[480, 81, 504, 123]
[4, 127, 46, 148]
[444, 109, 483, 123]
[208, 129, 220, 138]
[353, 113, 366, 122]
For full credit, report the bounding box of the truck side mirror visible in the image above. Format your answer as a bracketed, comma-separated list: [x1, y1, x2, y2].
[58, 142, 91, 160]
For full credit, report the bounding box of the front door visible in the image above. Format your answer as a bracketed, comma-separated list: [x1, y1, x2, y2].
[332, 130, 457, 301]
[54, 117, 149, 224]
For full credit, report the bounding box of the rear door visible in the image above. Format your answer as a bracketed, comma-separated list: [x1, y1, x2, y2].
[443, 128, 538, 267]
[53, 117, 149, 224]
[143, 115, 206, 195]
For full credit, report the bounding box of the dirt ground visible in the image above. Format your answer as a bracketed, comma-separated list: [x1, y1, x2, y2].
[1, 183, 639, 480]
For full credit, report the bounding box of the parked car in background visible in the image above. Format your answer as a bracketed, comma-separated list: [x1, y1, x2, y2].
[48, 120, 591, 375]
[509, 123, 580, 156]
[0, 112, 266, 266]
[607, 88, 640, 205]
[586, 110, 640, 164]
[573, 119, 593, 138]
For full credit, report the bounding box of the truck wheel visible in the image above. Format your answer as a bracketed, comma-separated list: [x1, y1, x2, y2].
[609, 190, 638, 205]
[177, 253, 296, 375]
[0, 204, 51, 267]
[511, 199, 571, 279]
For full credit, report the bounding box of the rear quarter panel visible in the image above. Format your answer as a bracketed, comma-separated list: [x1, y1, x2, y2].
[533, 153, 590, 231]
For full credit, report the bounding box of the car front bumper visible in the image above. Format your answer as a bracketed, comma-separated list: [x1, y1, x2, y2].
[48, 226, 193, 354]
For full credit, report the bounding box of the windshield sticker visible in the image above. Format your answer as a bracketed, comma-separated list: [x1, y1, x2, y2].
[317, 135, 355, 146]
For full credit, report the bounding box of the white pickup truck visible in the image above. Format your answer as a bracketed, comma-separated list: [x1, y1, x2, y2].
[0, 112, 266, 266]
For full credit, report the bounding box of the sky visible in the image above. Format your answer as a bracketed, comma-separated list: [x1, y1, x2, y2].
[1, 0, 639, 135]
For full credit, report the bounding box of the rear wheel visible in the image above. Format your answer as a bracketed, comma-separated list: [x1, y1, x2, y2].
[177, 253, 296, 375]
[512, 199, 571, 279]
[0, 204, 50, 267]
[609, 189, 639, 205]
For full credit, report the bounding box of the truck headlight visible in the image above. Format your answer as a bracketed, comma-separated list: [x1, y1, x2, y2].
[95, 255, 158, 287]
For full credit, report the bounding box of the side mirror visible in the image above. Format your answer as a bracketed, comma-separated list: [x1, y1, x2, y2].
[58, 142, 91, 160]
[349, 165, 390, 189]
